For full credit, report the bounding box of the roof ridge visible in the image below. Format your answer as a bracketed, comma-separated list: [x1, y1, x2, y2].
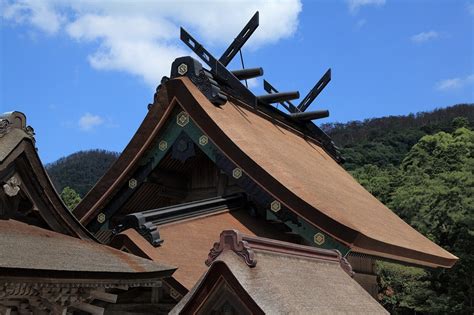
[114, 193, 246, 246]
[205, 230, 354, 276]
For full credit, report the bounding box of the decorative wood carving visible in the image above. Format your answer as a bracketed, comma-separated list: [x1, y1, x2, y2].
[3, 175, 21, 197]
[206, 230, 257, 267]
[339, 254, 355, 277]
[171, 132, 195, 162]
[0, 279, 161, 314]
[0, 119, 11, 137]
[0, 112, 35, 140]
[206, 230, 355, 277]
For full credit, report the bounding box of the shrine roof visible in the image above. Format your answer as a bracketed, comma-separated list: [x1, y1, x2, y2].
[0, 219, 175, 279]
[167, 78, 457, 268]
[0, 111, 93, 239]
[76, 77, 457, 268]
[111, 208, 295, 289]
[171, 230, 388, 314]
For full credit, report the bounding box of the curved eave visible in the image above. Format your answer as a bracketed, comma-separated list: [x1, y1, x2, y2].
[72, 76, 457, 268]
[74, 93, 172, 224]
[165, 78, 457, 269]
[0, 133, 94, 240]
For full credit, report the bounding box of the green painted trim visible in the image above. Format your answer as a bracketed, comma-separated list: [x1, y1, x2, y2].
[144, 108, 350, 256]
[180, 116, 218, 163]
[141, 108, 218, 168]
[130, 108, 351, 256]
[141, 109, 185, 169]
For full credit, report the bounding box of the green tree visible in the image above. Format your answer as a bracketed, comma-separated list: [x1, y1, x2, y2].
[351, 164, 401, 205]
[379, 127, 474, 314]
[352, 124, 473, 314]
[323, 104, 474, 170]
[60, 186, 82, 211]
[376, 261, 434, 314]
[452, 116, 469, 129]
[46, 149, 119, 197]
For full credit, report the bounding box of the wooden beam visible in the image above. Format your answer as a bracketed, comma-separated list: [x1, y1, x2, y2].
[51, 305, 67, 315]
[72, 303, 104, 315]
[90, 290, 118, 303]
[0, 305, 11, 315]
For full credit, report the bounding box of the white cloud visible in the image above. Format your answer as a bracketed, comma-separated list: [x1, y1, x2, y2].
[468, 3, 474, 15]
[410, 30, 439, 43]
[356, 19, 367, 28]
[66, 14, 186, 85]
[78, 113, 104, 131]
[1, 0, 64, 34]
[246, 78, 260, 89]
[347, 0, 385, 14]
[436, 74, 474, 91]
[2, 0, 302, 86]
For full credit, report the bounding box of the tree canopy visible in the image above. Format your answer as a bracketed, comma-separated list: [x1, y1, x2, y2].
[323, 104, 474, 170]
[46, 149, 119, 197]
[351, 122, 473, 314]
[60, 186, 82, 211]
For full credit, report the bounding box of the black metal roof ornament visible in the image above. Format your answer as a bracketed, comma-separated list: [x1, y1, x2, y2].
[171, 10, 331, 123]
[169, 11, 341, 161]
[172, 11, 298, 109]
[264, 69, 332, 121]
[219, 11, 259, 67]
[178, 15, 261, 106]
[263, 80, 299, 113]
[298, 68, 331, 112]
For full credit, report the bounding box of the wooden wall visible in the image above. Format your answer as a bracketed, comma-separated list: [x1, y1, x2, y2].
[347, 252, 379, 298]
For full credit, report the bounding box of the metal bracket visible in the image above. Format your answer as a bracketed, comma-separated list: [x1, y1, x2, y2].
[170, 56, 227, 105]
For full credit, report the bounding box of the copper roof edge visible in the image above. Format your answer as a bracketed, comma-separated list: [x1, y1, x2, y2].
[205, 230, 354, 277]
[74, 87, 171, 223]
[77, 96, 176, 224]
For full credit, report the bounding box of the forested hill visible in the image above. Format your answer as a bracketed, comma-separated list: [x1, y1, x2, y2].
[322, 103, 474, 170]
[46, 149, 119, 197]
[46, 104, 473, 197]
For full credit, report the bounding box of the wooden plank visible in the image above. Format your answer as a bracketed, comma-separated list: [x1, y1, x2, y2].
[90, 290, 118, 303]
[72, 302, 104, 315]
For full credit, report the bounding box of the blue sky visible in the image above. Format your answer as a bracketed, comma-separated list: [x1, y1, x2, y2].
[1, 0, 473, 163]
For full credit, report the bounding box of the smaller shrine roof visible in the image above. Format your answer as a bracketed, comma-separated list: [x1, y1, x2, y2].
[171, 230, 388, 314]
[0, 219, 176, 278]
[0, 111, 93, 239]
[112, 208, 295, 289]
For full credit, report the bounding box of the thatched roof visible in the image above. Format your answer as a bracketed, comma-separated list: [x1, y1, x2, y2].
[0, 219, 175, 278]
[171, 230, 388, 314]
[111, 208, 295, 289]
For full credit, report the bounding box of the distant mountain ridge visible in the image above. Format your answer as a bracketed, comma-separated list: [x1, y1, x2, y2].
[46, 104, 473, 196]
[322, 103, 473, 170]
[46, 149, 119, 197]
